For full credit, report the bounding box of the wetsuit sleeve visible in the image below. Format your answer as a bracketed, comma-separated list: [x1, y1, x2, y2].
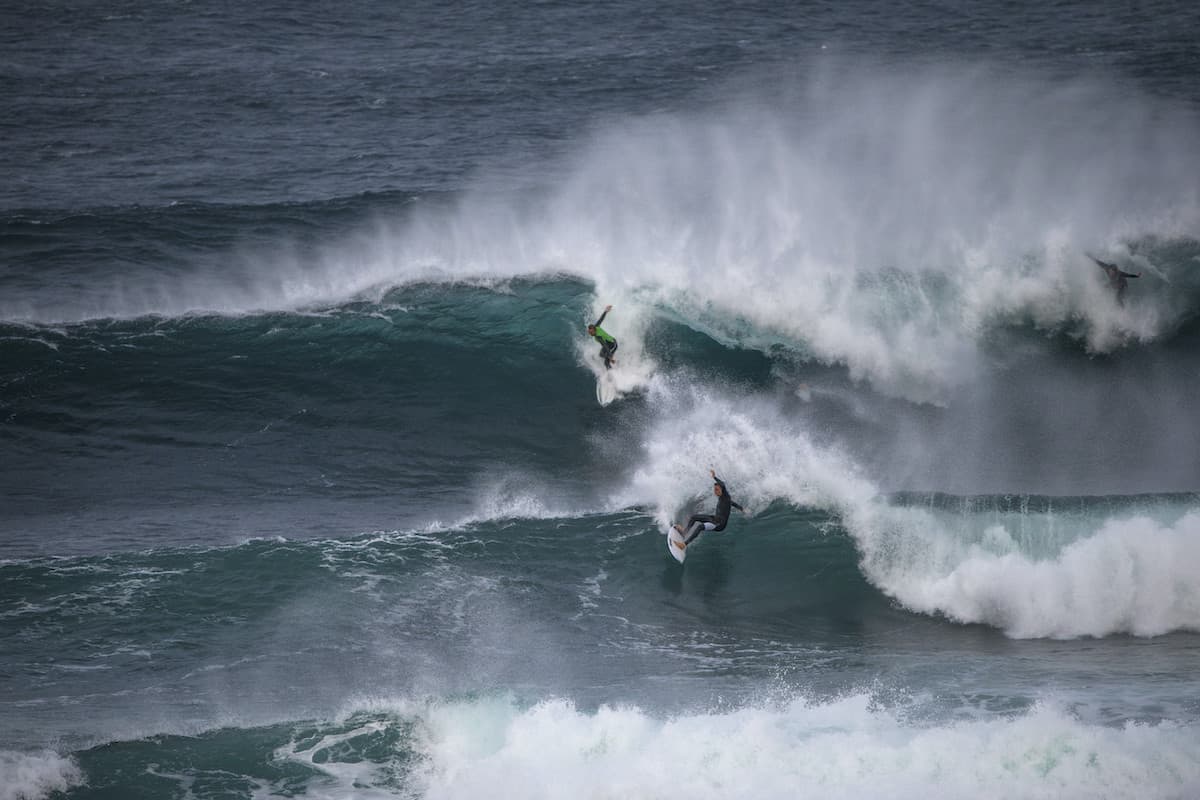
[714, 477, 739, 508]
[593, 308, 609, 328]
[1119, 270, 1139, 278]
[1090, 256, 1116, 270]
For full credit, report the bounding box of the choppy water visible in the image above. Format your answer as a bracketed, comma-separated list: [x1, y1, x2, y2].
[3, 1, 1200, 798]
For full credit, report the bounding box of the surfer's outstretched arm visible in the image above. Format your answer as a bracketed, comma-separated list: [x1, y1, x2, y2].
[593, 304, 612, 328]
[1089, 256, 1140, 277]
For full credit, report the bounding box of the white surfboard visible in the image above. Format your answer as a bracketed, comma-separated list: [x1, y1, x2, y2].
[596, 371, 617, 406]
[666, 524, 689, 563]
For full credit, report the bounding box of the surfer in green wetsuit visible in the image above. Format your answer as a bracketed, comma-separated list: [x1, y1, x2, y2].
[674, 468, 745, 545]
[587, 304, 618, 369]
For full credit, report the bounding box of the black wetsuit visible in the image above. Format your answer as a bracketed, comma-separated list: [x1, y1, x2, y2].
[684, 477, 744, 544]
[1092, 257, 1139, 306]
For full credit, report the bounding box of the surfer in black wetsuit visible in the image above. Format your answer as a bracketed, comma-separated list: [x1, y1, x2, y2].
[674, 469, 745, 545]
[1090, 255, 1141, 306]
[587, 304, 618, 369]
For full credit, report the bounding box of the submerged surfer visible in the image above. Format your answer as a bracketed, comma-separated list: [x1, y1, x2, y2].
[1090, 255, 1141, 306]
[673, 468, 746, 547]
[587, 304, 618, 369]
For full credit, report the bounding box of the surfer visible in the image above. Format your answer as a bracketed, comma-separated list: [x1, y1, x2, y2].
[1090, 255, 1141, 306]
[674, 468, 745, 545]
[587, 304, 618, 369]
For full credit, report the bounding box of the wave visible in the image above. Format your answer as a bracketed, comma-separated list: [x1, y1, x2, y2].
[4, 292, 1200, 641]
[855, 500, 1200, 639]
[4, 483, 1199, 651]
[338, 694, 1200, 800]
[7, 275, 1200, 495]
[4, 498, 1200, 798]
[24, 694, 1200, 800]
[613, 385, 1200, 638]
[4, 61, 1200, 404]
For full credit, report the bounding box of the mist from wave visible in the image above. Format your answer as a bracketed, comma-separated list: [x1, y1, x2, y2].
[6, 61, 1199, 407]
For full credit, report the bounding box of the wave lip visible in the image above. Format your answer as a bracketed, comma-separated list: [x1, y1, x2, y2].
[878, 509, 1200, 639]
[841, 488, 1200, 639]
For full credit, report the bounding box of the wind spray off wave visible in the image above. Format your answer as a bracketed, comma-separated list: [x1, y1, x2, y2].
[340, 61, 1200, 400]
[7, 62, 1200, 406]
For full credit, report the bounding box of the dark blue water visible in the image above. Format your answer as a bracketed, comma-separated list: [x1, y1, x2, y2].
[3, 2, 1200, 798]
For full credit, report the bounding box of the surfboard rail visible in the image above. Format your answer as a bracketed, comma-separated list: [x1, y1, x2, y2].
[666, 525, 688, 563]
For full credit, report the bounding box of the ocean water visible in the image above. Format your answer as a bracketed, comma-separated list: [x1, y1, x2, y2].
[3, 1, 1200, 798]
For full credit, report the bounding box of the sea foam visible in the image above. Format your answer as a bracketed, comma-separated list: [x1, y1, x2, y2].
[0, 750, 84, 800]
[273, 694, 1200, 800]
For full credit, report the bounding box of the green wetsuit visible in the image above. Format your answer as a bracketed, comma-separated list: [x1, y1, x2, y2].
[591, 309, 618, 368]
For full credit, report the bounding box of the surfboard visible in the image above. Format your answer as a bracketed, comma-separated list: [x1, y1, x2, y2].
[596, 371, 617, 406]
[666, 524, 688, 563]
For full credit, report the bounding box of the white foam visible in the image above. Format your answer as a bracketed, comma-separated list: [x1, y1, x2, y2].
[616, 382, 875, 530]
[391, 694, 1199, 800]
[266, 719, 399, 800]
[0, 750, 84, 800]
[862, 508, 1200, 639]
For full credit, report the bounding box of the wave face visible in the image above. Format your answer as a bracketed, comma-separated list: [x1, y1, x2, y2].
[5, 279, 1200, 543]
[5, 0, 1200, 798]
